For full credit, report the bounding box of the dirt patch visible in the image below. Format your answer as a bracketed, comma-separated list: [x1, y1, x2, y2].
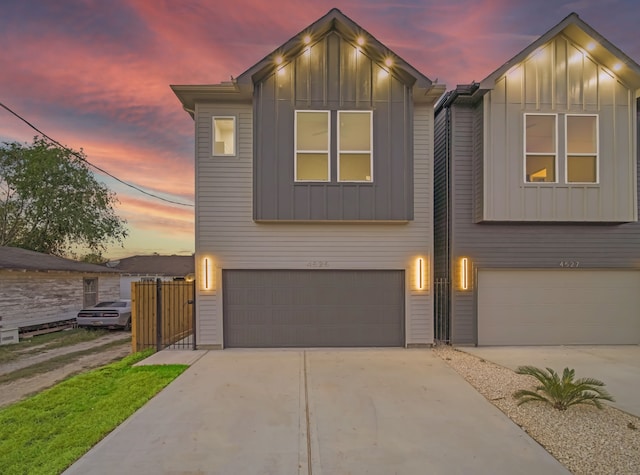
[0, 332, 131, 408]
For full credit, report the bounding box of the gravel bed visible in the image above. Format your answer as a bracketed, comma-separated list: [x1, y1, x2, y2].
[434, 346, 640, 475]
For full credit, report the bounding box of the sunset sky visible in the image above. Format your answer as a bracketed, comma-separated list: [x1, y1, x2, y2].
[1, 0, 639, 259]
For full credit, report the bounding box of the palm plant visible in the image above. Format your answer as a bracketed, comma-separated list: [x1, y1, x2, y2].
[513, 366, 614, 411]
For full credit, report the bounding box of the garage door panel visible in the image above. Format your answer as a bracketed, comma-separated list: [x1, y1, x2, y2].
[223, 270, 405, 348]
[478, 270, 640, 345]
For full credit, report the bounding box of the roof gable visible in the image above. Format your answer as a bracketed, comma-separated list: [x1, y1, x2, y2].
[480, 13, 640, 93]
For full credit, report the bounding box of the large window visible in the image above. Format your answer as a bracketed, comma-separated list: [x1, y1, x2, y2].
[566, 115, 598, 183]
[524, 113, 599, 184]
[212, 117, 236, 156]
[525, 114, 557, 183]
[295, 110, 373, 182]
[338, 111, 372, 182]
[295, 111, 330, 181]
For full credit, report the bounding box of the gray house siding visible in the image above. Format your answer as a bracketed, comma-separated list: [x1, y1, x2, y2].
[194, 102, 433, 348]
[436, 98, 640, 345]
[253, 31, 414, 222]
[433, 107, 449, 279]
[481, 35, 637, 223]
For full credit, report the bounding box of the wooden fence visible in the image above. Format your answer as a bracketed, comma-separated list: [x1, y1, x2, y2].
[131, 280, 195, 352]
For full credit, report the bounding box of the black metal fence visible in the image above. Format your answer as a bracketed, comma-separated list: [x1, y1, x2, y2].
[434, 277, 450, 343]
[131, 279, 196, 351]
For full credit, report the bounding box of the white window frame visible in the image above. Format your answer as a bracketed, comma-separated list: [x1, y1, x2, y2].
[294, 110, 331, 182]
[523, 113, 558, 184]
[337, 110, 373, 182]
[212, 116, 236, 157]
[565, 114, 599, 184]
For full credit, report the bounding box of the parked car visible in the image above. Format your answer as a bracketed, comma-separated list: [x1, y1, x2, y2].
[76, 300, 132, 330]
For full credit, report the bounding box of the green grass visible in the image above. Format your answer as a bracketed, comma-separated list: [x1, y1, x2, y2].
[0, 350, 187, 475]
[0, 328, 112, 364]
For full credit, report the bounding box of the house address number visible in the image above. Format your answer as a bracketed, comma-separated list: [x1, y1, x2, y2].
[559, 261, 580, 268]
[307, 260, 329, 268]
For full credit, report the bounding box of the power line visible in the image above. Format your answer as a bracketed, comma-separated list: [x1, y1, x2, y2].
[0, 101, 194, 208]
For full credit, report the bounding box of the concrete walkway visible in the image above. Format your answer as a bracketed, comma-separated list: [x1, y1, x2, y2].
[64, 349, 569, 475]
[462, 345, 640, 417]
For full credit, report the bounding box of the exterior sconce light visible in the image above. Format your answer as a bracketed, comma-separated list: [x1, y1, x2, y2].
[203, 258, 212, 291]
[416, 257, 425, 290]
[460, 257, 469, 290]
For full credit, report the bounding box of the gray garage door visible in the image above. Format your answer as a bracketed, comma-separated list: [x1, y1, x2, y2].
[478, 269, 640, 345]
[223, 270, 404, 348]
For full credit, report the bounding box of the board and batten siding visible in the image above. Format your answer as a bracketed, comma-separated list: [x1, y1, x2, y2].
[482, 35, 637, 222]
[0, 272, 119, 329]
[195, 102, 433, 348]
[443, 100, 640, 345]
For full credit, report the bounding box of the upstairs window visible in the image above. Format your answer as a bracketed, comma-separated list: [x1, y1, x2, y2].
[338, 111, 373, 182]
[212, 117, 236, 156]
[295, 111, 330, 181]
[566, 115, 598, 183]
[525, 114, 557, 183]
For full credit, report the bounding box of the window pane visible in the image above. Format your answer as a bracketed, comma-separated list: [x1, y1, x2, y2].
[526, 155, 555, 182]
[213, 118, 235, 155]
[567, 116, 597, 153]
[526, 115, 555, 153]
[339, 153, 372, 181]
[567, 155, 597, 183]
[339, 112, 371, 151]
[297, 112, 328, 151]
[296, 153, 328, 181]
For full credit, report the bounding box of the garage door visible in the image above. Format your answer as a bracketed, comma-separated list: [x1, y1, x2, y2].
[223, 270, 404, 348]
[478, 269, 640, 345]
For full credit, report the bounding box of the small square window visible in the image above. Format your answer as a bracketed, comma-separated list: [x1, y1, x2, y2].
[212, 117, 236, 156]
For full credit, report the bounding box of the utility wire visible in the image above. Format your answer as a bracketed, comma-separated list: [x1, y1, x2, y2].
[0, 101, 194, 207]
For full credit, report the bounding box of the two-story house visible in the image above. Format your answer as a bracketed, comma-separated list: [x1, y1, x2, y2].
[434, 13, 640, 345]
[173, 9, 444, 348]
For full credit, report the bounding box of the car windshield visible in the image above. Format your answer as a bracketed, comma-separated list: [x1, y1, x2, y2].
[94, 301, 127, 308]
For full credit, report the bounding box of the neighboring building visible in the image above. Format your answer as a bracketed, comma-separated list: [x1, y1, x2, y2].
[434, 13, 640, 345]
[172, 9, 444, 348]
[106, 255, 195, 299]
[0, 246, 120, 331]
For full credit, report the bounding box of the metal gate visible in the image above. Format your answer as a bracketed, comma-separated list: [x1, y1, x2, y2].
[131, 279, 196, 352]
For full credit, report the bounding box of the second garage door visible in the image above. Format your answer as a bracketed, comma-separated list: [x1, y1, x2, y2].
[223, 270, 405, 348]
[478, 269, 640, 345]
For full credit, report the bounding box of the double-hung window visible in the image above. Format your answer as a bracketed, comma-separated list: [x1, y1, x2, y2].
[295, 110, 373, 182]
[566, 115, 598, 183]
[525, 114, 557, 183]
[338, 111, 373, 182]
[524, 113, 598, 184]
[295, 111, 330, 181]
[212, 117, 236, 156]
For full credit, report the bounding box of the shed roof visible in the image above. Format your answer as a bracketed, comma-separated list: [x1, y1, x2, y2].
[106, 255, 194, 276]
[0, 247, 119, 273]
[172, 8, 444, 113]
[479, 12, 640, 93]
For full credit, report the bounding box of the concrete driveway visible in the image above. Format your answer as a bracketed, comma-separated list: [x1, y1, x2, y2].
[64, 350, 568, 475]
[462, 346, 640, 417]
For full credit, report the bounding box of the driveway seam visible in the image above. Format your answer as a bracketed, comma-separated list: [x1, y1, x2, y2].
[304, 351, 312, 475]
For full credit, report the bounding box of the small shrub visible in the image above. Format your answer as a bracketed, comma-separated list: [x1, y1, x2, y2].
[513, 366, 614, 411]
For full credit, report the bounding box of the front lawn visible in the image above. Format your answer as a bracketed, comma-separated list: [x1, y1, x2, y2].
[0, 350, 187, 475]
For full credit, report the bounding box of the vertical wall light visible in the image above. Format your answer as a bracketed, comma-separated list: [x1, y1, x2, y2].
[203, 257, 211, 291]
[416, 257, 425, 290]
[460, 257, 469, 290]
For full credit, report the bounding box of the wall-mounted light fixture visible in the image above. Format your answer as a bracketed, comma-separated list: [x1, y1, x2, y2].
[460, 257, 469, 290]
[203, 257, 212, 291]
[416, 257, 425, 290]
